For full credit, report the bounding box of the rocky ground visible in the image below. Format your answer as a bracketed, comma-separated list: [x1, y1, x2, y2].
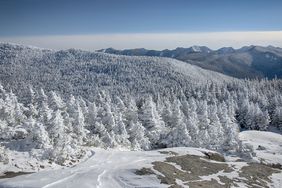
[136, 150, 281, 188]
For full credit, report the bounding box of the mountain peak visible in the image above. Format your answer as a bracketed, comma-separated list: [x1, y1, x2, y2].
[217, 47, 235, 54]
[191, 45, 208, 52]
[190, 45, 211, 53]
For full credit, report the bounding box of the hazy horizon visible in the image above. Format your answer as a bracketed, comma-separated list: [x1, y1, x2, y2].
[1, 31, 282, 51]
[1, 0, 282, 50]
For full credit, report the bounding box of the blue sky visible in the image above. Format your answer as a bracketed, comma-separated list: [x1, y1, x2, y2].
[1, 0, 282, 49]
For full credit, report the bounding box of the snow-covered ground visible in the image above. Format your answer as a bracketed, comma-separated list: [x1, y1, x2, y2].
[0, 131, 282, 188]
[0, 147, 207, 188]
[239, 131, 282, 188]
[239, 130, 282, 165]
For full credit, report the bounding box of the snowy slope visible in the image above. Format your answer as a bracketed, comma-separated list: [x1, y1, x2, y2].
[239, 131, 282, 188]
[1, 131, 282, 188]
[239, 130, 282, 165]
[0, 147, 243, 188]
[0, 148, 206, 188]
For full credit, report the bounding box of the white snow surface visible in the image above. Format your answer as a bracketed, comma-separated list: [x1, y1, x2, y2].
[239, 130, 282, 188]
[0, 147, 208, 188]
[239, 130, 282, 165]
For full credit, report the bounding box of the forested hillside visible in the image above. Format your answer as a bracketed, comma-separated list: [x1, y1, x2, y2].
[1, 43, 282, 166]
[0, 43, 231, 101]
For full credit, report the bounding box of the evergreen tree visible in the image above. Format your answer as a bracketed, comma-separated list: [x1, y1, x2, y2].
[114, 112, 130, 146]
[49, 91, 65, 111]
[197, 100, 210, 146]
[219, 102, 239, 151]
[72, 100, 88, 144]
[208, 104, 224, 149]
[139, 96, 165, 146]
[273, 107, 282, 130]
[128, 121, 150, 150]
[25, 117, 51, 149]
[87, 102, 98, 133]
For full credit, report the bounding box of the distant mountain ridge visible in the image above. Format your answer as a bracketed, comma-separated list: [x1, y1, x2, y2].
[98, 45, 282, 79]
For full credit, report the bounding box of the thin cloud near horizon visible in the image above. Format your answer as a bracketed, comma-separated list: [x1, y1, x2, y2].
[1, 31, 282, 51]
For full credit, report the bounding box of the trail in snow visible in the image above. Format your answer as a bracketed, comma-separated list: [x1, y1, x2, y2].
[97, 170, 106, 188]
[0, 148, 169, 188]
